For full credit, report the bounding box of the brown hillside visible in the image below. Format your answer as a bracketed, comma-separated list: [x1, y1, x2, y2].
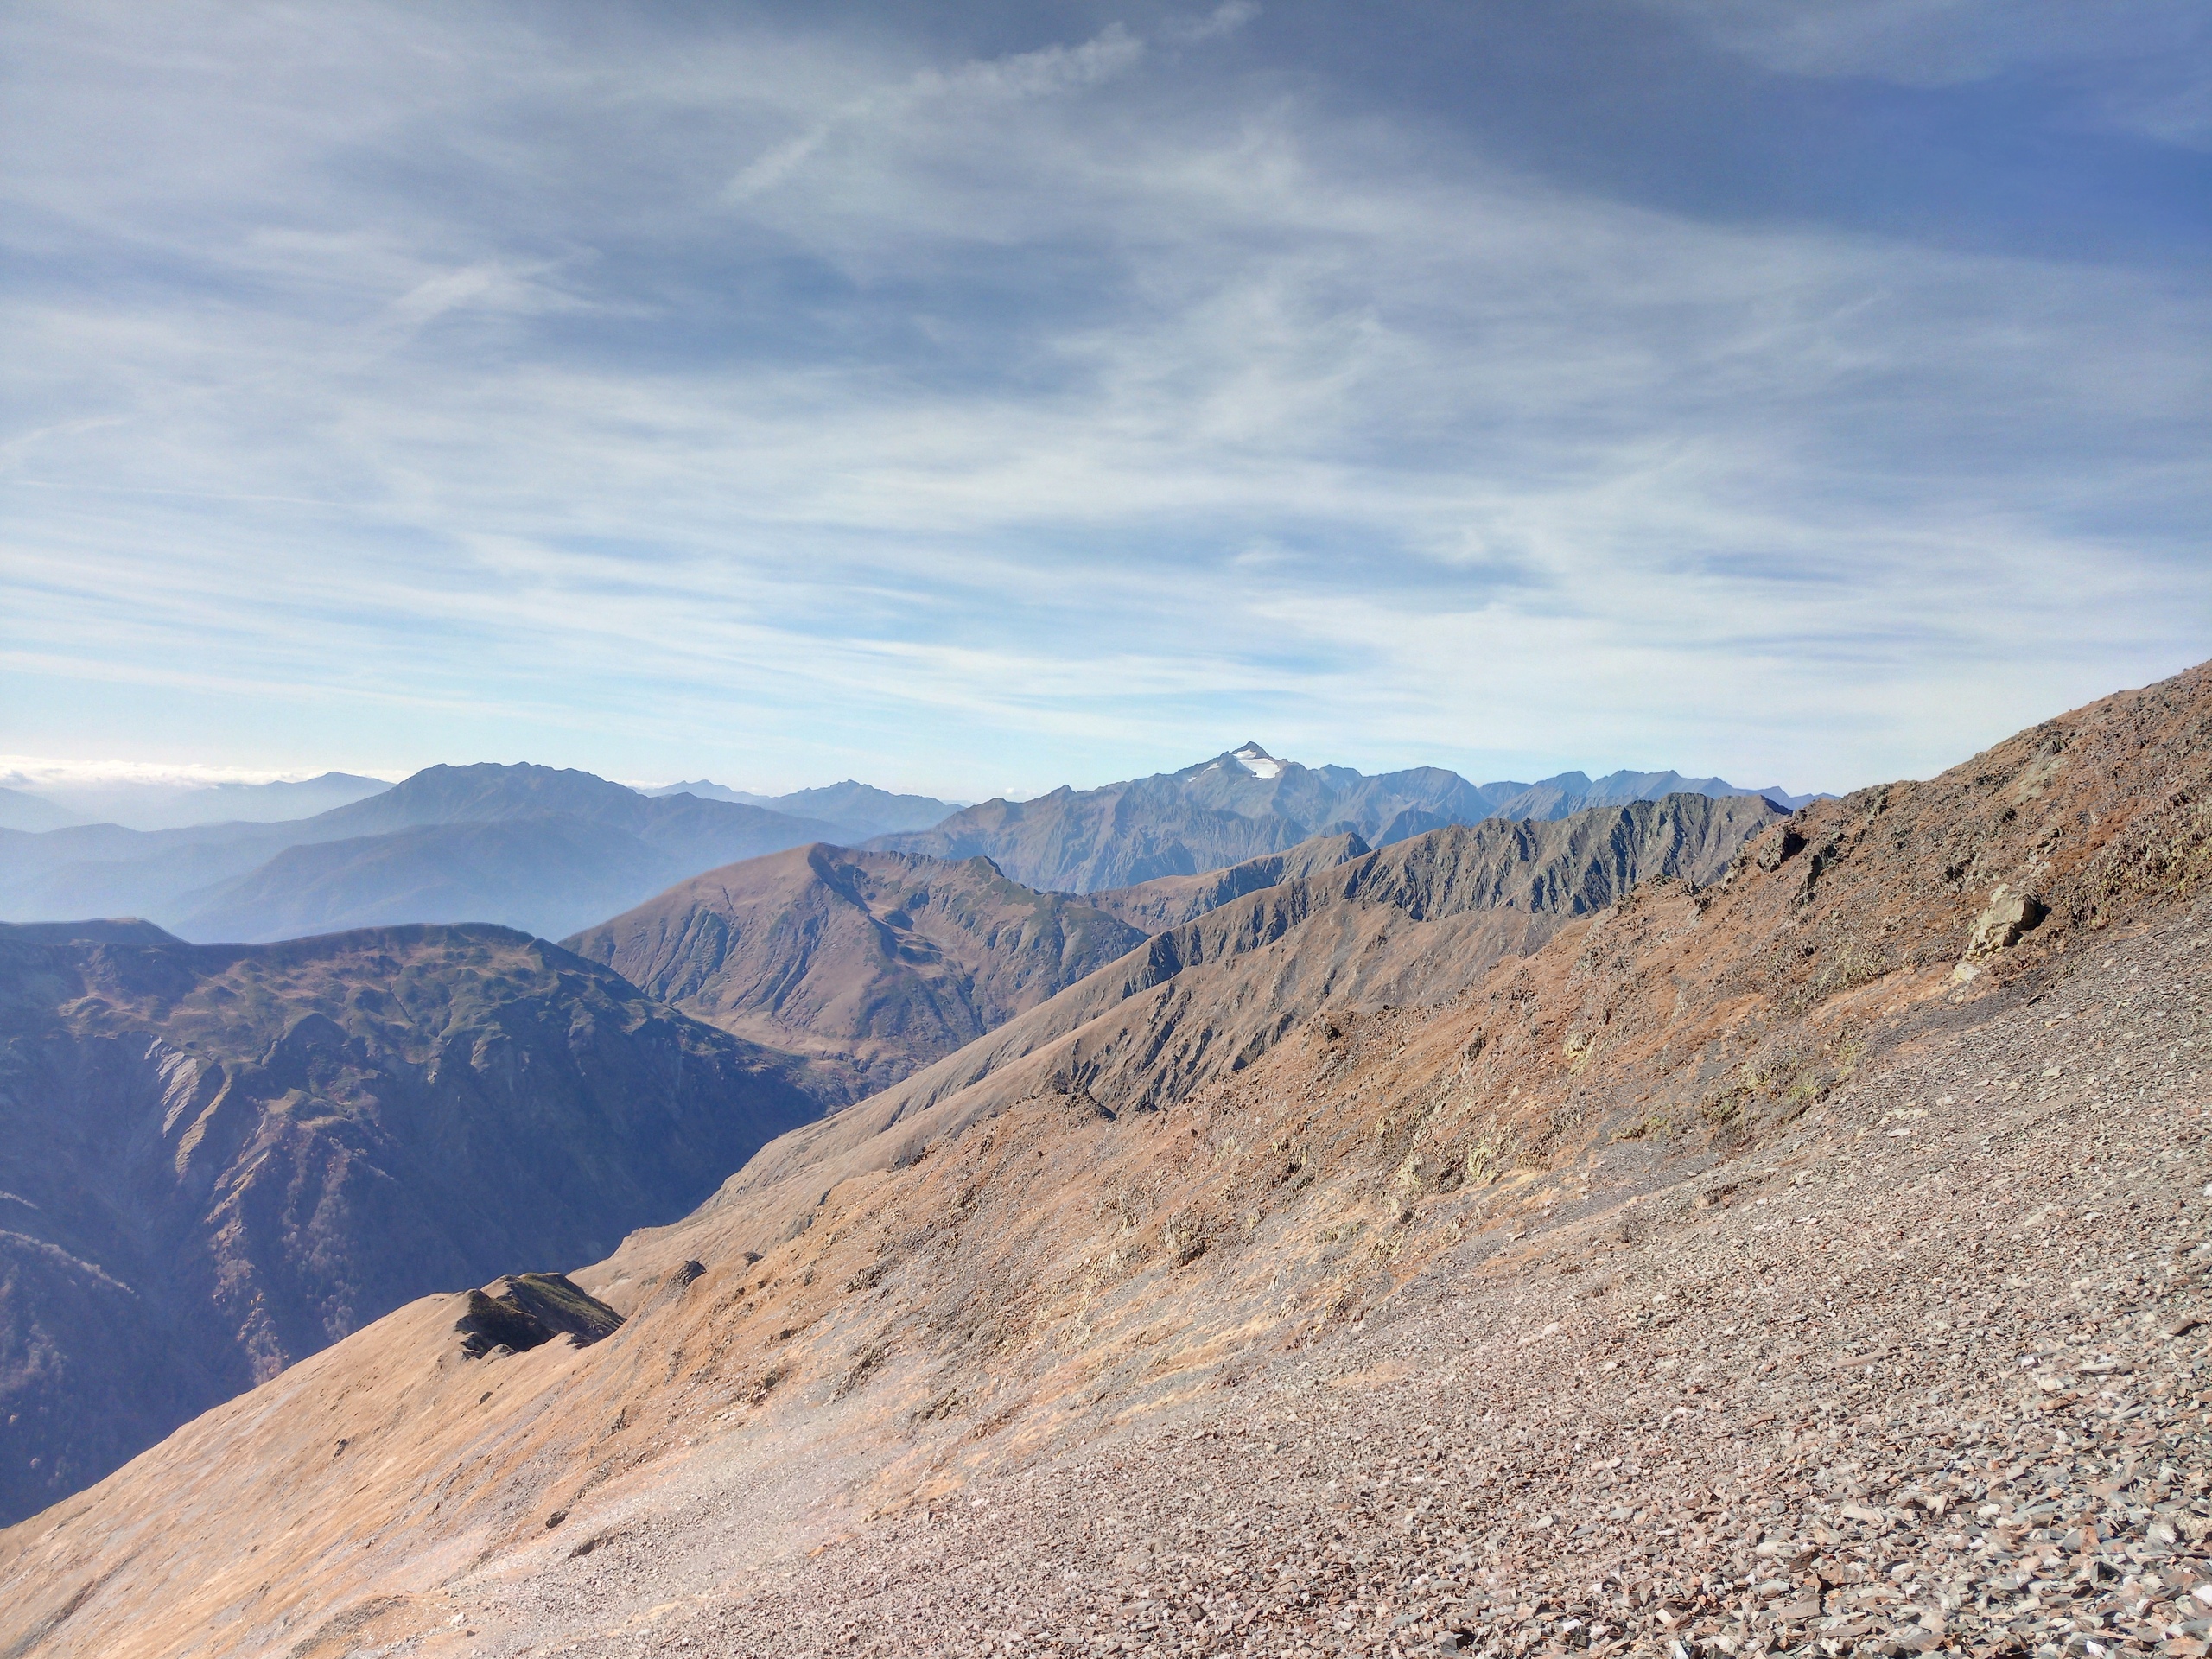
[3, 665, 2209, 1659]
[1084, 831, 1373, 931]
[623, 791, 1779, 1263]
[562, 844, 1149, 1106]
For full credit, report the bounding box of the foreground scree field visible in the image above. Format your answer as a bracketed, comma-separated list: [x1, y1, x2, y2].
[1, 664, 2209, 1659]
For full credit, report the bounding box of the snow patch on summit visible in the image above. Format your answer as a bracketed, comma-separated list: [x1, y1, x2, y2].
[1232, 746, 1286, 779]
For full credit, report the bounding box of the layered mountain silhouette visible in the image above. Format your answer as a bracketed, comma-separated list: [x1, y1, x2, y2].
[0, 765, 846, 944]
[0, 752, 1812, 945]
[0, 918, 816, 1527]
[642, 779, 960, 839]
[0, 770, 390, 831]
[868, 741, 1817, 891]
[0, 791, 1777, 1526]
[0, 786, 81, 833]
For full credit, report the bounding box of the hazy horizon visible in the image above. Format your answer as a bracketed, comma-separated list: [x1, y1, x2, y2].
[2, 738, 1826, 821]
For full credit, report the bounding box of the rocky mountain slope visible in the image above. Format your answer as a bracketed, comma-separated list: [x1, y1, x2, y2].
[564, 846, 1151, 1105]
[0, 764, 842, 944]
[0, 920, 817, 1527]
[690, 792, 1779, 1246]
[5, 665, 2206, 1659]
[1083, 830, 1374, 931]
[870, 743, 1811, 893]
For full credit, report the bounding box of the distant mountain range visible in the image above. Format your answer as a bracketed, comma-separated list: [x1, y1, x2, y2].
[0, 747, 1818, 945]
[0, 788, 1786, 1524]
[0, 785, 82, 833]
[0, 770, 389, 831]
[0, 721, 1827, 1529]
[868, 741, 1821, 892]
[10, 665, 2209, 1657]
[642, 779, 962, 838]
[0, 766, 847, 943]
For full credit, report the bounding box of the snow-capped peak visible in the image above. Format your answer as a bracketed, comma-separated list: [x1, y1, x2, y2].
[1231, 744, 1287, 779]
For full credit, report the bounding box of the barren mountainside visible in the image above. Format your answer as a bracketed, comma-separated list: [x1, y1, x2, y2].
[614, 791, 1784, 1265]
[563, 845, 1151, 1105]
[4, 668, 2209, 1659]
[1083, 830, 1374, 931]
[0, 921, 817, 1526]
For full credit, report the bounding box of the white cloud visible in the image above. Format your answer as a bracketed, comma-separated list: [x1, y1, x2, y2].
[1167, 3, 1262, 47]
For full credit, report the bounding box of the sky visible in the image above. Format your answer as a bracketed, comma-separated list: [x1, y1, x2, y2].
[3, 0, 2208, 802]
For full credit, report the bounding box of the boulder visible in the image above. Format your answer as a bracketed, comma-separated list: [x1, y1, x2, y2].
[1964, 885, 2047, 959]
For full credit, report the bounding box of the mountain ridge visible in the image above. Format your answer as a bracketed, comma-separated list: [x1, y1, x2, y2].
[614, 791, 1784, 1266]
[563, 843, 1152, 1105]
[870, 745, 1819, 891]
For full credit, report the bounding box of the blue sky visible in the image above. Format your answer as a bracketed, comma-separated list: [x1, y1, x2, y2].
[3, 0, 2208, 801]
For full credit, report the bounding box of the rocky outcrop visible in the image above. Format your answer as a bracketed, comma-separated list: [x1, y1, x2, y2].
[454, 1274, 623, 1360]
[1965, 881, 2047, 957]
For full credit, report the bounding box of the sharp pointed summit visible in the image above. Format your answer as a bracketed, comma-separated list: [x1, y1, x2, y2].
[1228, 741, 1287, 779]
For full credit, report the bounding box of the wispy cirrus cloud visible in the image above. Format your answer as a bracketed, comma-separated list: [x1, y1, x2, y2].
[1641, 0, 2212, 144]
[729, 22, 1149, 201]
[0, 0, 2204, 800]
